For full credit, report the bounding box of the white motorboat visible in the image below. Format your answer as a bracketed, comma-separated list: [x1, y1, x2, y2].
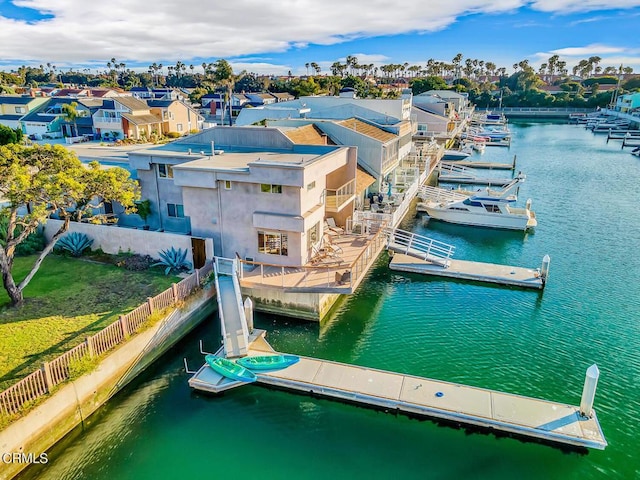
[417, 173, 536, 231]
[632, 147, 640, 157]
[442, 147, 473, 161]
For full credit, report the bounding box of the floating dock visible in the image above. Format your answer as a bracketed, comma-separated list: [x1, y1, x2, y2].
[388, 253, 544, 289]
[451, 161, 515, 170]
[188, 335, 606, 450]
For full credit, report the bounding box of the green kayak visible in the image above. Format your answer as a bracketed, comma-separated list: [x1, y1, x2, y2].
[205, 355, 257, 382]
[236, 354, 300, 371]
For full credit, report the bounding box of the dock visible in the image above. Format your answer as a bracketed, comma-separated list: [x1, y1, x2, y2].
[438, 163, 513, 186]
[451, 160, 515, 170]
[388, 253, 545, 289]
[188, 334, 606, 450]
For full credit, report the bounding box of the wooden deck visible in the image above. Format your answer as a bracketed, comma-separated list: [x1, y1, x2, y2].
[189, 335, 606, 450]
[389, 253, 544, 289]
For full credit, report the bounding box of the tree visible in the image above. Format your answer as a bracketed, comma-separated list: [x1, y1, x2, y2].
[213, 59, 244, 126]
[0, 144, 139, 306]
[0, 125, 19, 145]
[62, 101, 80, 137]
[410, 76, 447, 95]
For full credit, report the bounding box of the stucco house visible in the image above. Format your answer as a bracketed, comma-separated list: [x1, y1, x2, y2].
[92, 96, 163, 140]
[147, 99, 204, 135]
[0, 95, 48, 129]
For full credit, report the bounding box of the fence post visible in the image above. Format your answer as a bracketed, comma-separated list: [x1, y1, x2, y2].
[86, 336, 95, 358]
[172, 283, 179, 302]
[42, 362, 53, 392]
[119, 315, 130, 339]
[195, 268, 200, 286]
[147, 297, 154, 314]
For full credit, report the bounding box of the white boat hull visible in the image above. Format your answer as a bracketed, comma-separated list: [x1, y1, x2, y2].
[418, 203, 536, 231]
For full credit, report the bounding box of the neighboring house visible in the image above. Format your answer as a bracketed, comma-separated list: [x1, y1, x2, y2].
[127, 127, 357, 265]
[147, 99, 204, 134]
[616, 92, 640, 112]
[130, 87, 183, 101]
[411, 105, 452, 137]
[53, 88, 124, 98]
[0, 95, 48, 129]
[421, 90, 470, 113]
[412, 93, 454, 118]
[92, 96, 163, 140]
[270, 92, 295, 103]
[20, 97, 94, 138]
[245, 93, 277, 106]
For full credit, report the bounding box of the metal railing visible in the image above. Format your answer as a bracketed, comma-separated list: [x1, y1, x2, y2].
[0, 261, 212, 419]
[386, 228, 455, 266]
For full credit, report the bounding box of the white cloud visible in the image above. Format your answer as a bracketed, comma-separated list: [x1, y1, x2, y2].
[1, 1, 639, 66]
[550, 44, 626, 56]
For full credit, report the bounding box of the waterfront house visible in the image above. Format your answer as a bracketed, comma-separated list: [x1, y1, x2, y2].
[92, 96, 163, 140]
[0, 95, 48, 129]
[411, 105, 453, 138]
[127, 126, 357, 265]
[616, 92, 640, 113]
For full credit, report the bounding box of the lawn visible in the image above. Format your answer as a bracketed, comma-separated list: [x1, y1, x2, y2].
[0, 254, 179, 391]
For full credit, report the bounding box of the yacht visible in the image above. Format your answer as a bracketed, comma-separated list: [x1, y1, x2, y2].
[417, 174, 537, 231]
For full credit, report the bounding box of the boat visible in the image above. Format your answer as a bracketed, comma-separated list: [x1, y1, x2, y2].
[442, 147, 472, 161]
[632, 147, 640, 157]
[205, 355, 257, 382]
[236, 354, 300, 371]
[417, 173, 537, 231]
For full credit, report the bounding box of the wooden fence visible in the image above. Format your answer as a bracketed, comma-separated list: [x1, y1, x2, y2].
[0, 261, 213, 419]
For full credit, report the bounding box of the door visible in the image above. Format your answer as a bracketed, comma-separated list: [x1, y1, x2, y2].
[191, 237, 206, 269]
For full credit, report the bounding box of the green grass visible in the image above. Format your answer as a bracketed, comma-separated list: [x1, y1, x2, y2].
[0, 255, 179, 391]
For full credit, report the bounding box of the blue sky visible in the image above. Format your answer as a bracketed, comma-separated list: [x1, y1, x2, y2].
[0, 1, 638, 75]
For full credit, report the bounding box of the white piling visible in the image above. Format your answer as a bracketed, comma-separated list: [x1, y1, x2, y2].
[211, 140, 215, 156]
[580, 364, 600, 418]
[243, 297, 254, 333]
[540, 254, 551, 281]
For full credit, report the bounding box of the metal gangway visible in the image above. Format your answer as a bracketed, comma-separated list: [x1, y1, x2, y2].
[213, 257, 249, 358]
[385, 227, 455, 267]
[438, 162, 513, 186]
[418, 185, 468, 204]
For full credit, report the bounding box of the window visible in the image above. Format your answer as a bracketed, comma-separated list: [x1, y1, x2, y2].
[167, 203, 184, 218]
[177, 123, 183, 131]
[224, 180, 232, 190]
[258, 231, 288, 256]
[307, 181, 316, 191]
[158, 164, 173, 178]
[261, 184, 282, 194]
[15, 106, 26, 114]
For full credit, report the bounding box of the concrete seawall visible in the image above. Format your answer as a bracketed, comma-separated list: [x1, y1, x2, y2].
[0, 286, 215, 480]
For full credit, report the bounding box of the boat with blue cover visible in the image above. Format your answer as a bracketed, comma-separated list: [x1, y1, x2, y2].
[205, 355, 257, 382]
[237, 354, 300, 371]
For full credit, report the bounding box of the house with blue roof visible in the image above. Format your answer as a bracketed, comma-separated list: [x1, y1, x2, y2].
[20, 97, 97, 139]
[0, 95, 48, 130]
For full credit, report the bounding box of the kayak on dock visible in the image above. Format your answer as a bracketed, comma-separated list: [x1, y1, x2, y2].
[237, 354, 300, 371]
[205, 355, 257, 382]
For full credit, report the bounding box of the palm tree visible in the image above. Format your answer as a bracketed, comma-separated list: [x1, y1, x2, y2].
[213, 59, 245, 126]
[305, 63, 310, 75]
[62, 101, 80, 137]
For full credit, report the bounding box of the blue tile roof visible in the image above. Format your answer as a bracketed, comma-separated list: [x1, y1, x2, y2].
[0, 96, 38, 105]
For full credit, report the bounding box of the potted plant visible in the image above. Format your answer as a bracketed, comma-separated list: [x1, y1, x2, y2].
[135, 199, 152, 230]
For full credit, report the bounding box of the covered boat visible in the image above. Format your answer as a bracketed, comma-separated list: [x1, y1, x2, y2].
[237, 354, 300, 371]
[205, 355, 257, 382]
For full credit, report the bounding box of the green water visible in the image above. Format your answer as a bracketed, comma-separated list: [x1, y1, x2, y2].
[22, 122, 640, 479]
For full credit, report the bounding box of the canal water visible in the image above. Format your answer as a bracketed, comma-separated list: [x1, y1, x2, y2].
[23, 122, 640, 479]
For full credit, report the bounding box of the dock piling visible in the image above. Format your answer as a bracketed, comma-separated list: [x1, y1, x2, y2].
[540, 255, 551, 283]
[244, 297, 254, 333]
[580, 364, 600, 418]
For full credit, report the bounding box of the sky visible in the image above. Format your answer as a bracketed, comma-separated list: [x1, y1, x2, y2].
[0, 0, 639, 76]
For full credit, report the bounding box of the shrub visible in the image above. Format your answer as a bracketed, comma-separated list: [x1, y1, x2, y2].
[152, 247, 192, 275]
[166, 132, 181, 138]
[0, 215, 46, 256]
[68, 355, 99, 379]
[56, 232, 93, 257]
[118, 254, 154, 271]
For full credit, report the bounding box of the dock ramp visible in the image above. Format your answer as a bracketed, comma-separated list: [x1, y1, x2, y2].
[214, 257, 249, 358]
[385, 228, 455, 267]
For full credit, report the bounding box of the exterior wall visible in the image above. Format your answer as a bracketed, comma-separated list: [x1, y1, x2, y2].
[242, 286, 342, 321]
[42, 219, 213, 265]
[185, 126, 295, 150]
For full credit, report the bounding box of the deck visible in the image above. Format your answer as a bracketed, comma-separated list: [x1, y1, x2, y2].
[188, 335, 606, 450]
[388, 253, 544, 289]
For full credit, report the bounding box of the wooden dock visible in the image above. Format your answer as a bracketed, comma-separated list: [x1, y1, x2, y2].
[452, 161, 515, 170]
[388, 253, 544, 289]
[188, 335, 606, 450]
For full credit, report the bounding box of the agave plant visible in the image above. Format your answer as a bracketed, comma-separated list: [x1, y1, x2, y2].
[56, 232, 94, 257]
[152, 247, 192, 275]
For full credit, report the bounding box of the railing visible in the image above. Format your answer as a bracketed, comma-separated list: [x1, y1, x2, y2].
[212, 261, 228, 354]
[0, 261, 212, 419]
[418, 185, 468, 203]
[386, 228, 456, 265]
[325, 179, 356, 212]
[93, 116, 121, 123]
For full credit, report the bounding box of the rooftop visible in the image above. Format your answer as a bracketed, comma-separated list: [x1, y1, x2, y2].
[174, 151, 321, 171]
[337, 118, 397, 143]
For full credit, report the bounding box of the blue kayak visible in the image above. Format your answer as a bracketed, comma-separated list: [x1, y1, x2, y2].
[205, 355, 257, 382]
[236, 354, 300, 371]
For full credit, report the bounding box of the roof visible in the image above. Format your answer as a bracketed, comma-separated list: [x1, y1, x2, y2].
[283, 124, 332, 145]
[356, 166, 376, 193]
[114, 96, 150, 112]
[0, 95, 39, 105]
[270, 92, 294, 99]
[121, 113, 162, 125]
[173, 151, 318, 171]
[147, 99, 174, 108]
[0, 114, 24, 121]
[337, 118, 397, 143]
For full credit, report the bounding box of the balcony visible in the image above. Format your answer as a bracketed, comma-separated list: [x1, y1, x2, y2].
[93, 116, 122, 129]
[324, 179, 356, 213]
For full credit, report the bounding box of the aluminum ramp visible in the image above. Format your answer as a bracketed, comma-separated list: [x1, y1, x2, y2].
[385, 228, 455, 267]
[213, 257, 249, 358]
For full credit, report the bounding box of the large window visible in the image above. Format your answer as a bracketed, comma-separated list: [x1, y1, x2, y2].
[167, 203, 184, 218]
[307, 222, 319, 250]
[261, 184, 282, 194]
[158, 164, 173, 178]
[258, 231, 288, 256]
